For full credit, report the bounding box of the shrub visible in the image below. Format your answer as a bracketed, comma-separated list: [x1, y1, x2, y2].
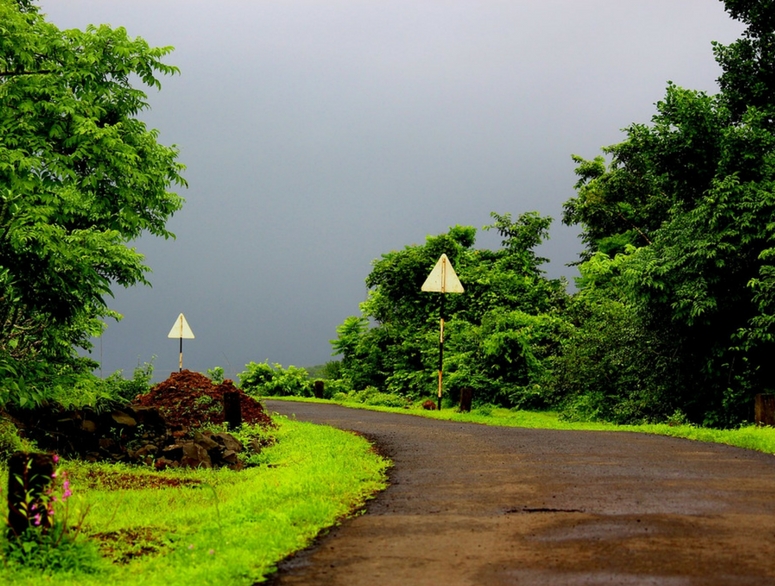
[206, 366, 225, 384]
[0, 418, 34, 462]
[238, 361, 311, 397]
[332, 387, 411, 408]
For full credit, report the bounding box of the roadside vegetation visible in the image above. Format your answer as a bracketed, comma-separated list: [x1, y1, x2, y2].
[267, 394, 775, 456]
[0, 416, 389, 584]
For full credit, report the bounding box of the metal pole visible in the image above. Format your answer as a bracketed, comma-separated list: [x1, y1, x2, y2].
[179, 336, 183, 372]
[438, 293, 445, 411]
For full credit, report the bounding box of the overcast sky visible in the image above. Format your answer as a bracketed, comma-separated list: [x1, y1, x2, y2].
[40, 1, 743, 381]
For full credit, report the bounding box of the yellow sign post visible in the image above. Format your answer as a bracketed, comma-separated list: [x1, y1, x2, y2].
[421, 254, 464, 410]
[167, 313, 195, 372]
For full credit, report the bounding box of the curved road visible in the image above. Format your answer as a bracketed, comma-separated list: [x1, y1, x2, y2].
[264, 401, 775, 585]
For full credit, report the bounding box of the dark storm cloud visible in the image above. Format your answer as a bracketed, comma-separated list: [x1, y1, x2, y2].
[39, 1, 743, 379]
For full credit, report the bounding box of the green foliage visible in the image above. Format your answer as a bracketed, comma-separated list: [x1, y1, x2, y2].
[548, 252, 683, 423]
[321, 360, 343, 380]
[331, 213, 570, 405]
[318, 377, 350, 398]
[0, 418, 34, 462]
[206, 366, 225, 384]
[3, 526, 103, 574]
[333, 387, 410, 408]
[0, 419, 389, 584]
[2, 457, 102, 574]
[43, 359, 155, 412]
[558, 2, 775, 426]
[0, 0, 185, 406]
[238, 361, 311, 397]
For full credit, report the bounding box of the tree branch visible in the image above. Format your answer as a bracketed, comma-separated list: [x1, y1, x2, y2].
[0, 70, 53, 78]
[617, 212, 652, 245]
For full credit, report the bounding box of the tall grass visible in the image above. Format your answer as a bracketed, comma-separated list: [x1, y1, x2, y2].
[0, 417, 388, 585]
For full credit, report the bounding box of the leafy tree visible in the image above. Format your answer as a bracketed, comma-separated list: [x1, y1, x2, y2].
[560, 0, 775, 425]
[331, 213, 570, 405]
[0, 0, 185, 405]
[551, 250, 684, 423]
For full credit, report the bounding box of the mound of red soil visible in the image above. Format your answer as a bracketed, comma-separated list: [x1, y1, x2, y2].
[134, 370, 274, 430]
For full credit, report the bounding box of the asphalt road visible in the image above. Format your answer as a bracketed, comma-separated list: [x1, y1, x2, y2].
[263, 401, 775, 586]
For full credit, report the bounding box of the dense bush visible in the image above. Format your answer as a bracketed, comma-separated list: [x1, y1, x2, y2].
[44, 360, 156, 412]
[238, 361, 311, 397]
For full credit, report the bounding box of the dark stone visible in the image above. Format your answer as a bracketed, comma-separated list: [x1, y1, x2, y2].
[313, 380, 325, 399]
[162, 444, 184, 461]
[248, 438, 263, 454]
[133, 444, 158, 459]
[179, 442, 212, 469]
[221, 449, 239, 463]
[154, 457, 179, 470]
[111, 410, 137, 427]
[755, 394, 775, 426]
[459, 387, 473, 413]
[211, 432, 243, 453]
[194, 431, 220, 452]
[223, 390, 243, 430]
[133, 406, 168, 432]
[7, 452, 55, 538]
[98, 438, 116, 450]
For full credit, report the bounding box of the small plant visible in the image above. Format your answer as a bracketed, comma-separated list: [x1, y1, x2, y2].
[207, 366, 225, 384]
[474, 403, 496, 417]
[2, 454, 101, 573]
[665, 409, 692, 427]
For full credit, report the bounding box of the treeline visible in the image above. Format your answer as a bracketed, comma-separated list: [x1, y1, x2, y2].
[328, 1, 775, 427]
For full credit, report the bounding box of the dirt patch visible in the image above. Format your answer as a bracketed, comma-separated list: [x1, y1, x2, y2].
[71, 468, 202, 490]
[134, 370, 274, 430]
[93, 527, 172, 564]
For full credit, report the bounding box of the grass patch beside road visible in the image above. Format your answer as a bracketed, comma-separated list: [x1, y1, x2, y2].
[0, 416, 388, 585]
[266, 395, 775, 455]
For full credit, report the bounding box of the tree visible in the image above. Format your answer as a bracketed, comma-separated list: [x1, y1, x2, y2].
[0, 0, 185, 405]
[560, 0, 775, 425]
[331, 213, 569, 405]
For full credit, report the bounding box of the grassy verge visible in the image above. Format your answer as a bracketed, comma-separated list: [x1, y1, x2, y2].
[265, 395, 775, 455]
[0, 416, 389, 585]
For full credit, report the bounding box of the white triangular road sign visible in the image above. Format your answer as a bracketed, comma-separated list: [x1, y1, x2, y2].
[421, 254, 464, 293]
[167, 313, 195, 339]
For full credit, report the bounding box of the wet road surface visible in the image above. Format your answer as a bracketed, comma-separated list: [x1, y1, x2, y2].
[264, 401, 775, 586]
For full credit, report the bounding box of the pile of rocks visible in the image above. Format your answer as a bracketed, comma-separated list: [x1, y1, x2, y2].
[154, 430, 260, 470]
[12, 371, 274, 470]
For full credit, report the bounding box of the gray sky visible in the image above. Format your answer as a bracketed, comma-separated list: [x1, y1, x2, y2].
[40, 1, 743, 381]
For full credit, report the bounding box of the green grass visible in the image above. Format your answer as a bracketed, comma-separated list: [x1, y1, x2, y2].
[0, 416, 389, 585]
[265, 395, 775, 455]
